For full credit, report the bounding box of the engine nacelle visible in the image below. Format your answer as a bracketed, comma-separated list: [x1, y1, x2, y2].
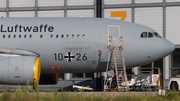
[0, 55, 41, 85]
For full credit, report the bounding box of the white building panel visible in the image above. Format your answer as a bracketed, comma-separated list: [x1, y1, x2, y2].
[9, 0, 35, 7]
[0, 12, 6, 17]
[135, 7, 163, 36]
[67, 10, 94, 17]
[0, 0, 6, 8]
[135, 0, 162, 3]
[38, 10, 64, 17]
[9, 11, 35, 17]
[67, 0, 93, 6]
[166, 7, 180, 44]
[104, 0, 131, 4]
[166, 0, 180, 2]
[38, 0, 64, 7]
[104, 8, 131, 22]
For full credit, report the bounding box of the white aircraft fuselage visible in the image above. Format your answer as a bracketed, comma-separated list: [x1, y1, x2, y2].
[0, 17, 174, 74]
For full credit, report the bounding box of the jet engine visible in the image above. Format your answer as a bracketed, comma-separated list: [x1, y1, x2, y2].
[0, 56, 41, 85]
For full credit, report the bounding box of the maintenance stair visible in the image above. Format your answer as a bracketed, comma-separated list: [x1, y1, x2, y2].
[104, 36, 128, 92]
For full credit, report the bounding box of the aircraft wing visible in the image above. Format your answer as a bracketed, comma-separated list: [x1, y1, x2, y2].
[0, 48, 39, 57]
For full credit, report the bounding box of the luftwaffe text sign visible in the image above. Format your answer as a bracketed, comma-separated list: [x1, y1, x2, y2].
[0, 24, 54, 32]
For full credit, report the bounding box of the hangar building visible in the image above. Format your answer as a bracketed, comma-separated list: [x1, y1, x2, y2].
[0, 0, 180, 91]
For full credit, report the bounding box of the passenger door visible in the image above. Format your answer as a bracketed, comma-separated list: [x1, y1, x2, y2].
[108, 25, 121, 46]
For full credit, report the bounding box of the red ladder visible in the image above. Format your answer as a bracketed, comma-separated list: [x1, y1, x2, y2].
[110, 36, 128, 90]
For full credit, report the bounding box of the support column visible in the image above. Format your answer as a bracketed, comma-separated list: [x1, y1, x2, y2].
[95, 0, 102, 91]
[96, 72, 101, 91]
[131, 0, 136, 76]
[163, 56, 170, 90]
[169, 53, 173, 77]
[131, 0, 135, 23]
[94, 73, 97, 90]
[64, 73, 70, 87]
[64, 73, 70, 80]
[6, 0, 9, 17]
[64, 0, 67, 17]
[163, 0, 168, 90]
[101, 0, 104, 18]
[96, 0, 101, 18]
[101, 72, 105, 90]
[152, 62, 154, 74]
[35, 0, 38, 17]
[94, 0, 96, 17]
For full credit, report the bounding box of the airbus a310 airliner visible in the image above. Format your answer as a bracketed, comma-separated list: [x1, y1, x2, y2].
[0, 17, 174, 86]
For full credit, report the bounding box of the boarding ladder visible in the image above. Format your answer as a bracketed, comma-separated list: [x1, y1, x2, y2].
[104, 36, 128, 92]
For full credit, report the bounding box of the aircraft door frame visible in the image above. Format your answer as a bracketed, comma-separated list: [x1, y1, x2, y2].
[107, 25, 121, 46]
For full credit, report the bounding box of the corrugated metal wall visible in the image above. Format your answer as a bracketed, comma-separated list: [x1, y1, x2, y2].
[67, 10, 94, 17]
[9, 0, 35, 7]
[104, 8, 131, 22]
[0, 0, 95, 17]
[67, 0, 93, 6]
[135, 7, 163, 36]
[135, 0, 162, 3]
[0, 0, 6, 8]
[38, 11, 64, 17]
[104, 0, 131, 4]
[38, 0, 64, 6]
[9, 11, 35, 17]
[166, 7, 180, 44]
[0, 0, 6, 17]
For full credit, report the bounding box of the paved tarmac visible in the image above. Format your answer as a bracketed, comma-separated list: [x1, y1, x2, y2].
[0, 91, 158, 97]
[33, 92, 158, 96]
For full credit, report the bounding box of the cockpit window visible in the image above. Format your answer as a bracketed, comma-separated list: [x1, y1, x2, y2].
[141, 32, 147, 38]
[153, 32, 162, 38]
[148, 32, 154, 38]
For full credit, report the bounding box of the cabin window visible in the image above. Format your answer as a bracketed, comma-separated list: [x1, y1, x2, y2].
[24, 35, 27, 38]
[72, 34, 74, 38]
[40, 35, 43, 38]
[29, 35, 32, 38]
[148, 32, 154, 38]
[141, 32, 147, 38]
[66, 34, 69, 38]
[61, 34, 64, 38]
[77, 34, 80, 38]
[3, 35, 5, 38]
[82, 34, 85, 38]
[19, 35, 21, 38]
[153, 32, 162, 38]
[51, 34, 53, 38]
[13, 35, 16, 38]
[56, 34, 59, 38]
[8, 35, 11, 38]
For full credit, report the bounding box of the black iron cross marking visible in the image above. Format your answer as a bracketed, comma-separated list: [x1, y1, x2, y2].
[64, 52, 75, 62]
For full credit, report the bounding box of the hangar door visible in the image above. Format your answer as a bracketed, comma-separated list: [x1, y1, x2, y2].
[108, 25, 121, 46]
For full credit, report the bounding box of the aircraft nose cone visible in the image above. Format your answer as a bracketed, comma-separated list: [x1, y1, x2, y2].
[163, 39, 175, 56]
